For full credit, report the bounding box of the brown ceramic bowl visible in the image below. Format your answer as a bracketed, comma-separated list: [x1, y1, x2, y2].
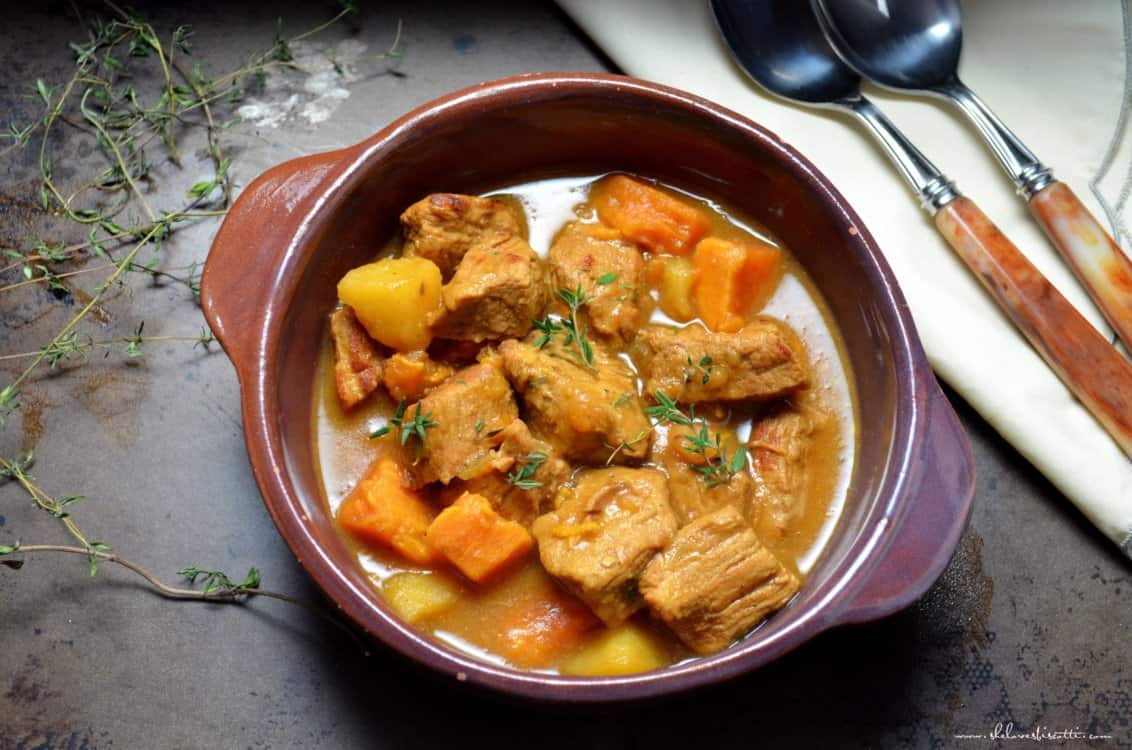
[200, 73, 975, 702]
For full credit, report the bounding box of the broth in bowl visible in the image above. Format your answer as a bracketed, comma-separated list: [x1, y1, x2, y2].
[312, 173, 856, 674]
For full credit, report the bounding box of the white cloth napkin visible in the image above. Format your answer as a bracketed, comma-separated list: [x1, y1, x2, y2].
[557, 0, 1132, 557]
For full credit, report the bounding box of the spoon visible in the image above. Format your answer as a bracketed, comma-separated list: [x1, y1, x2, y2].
[710, 0, 1132, 458]
[814, 0, 1132, 351]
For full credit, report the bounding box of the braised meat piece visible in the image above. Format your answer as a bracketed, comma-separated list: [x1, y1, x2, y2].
[749, 401, 820, 543]
[548, 221, 647, 344]
[532, 468, 678, 625]
[430, 234, 548, 342]
[652, 425, 755, 526]
[640, 505, 800, 654]
[635, 320, 808, 403]
[405, 360, 518, 486]
[499, 337, 652, 464]
[330, 306, 383, 409]
[401, 193, 524, 278]
[441, 418, 573, 528]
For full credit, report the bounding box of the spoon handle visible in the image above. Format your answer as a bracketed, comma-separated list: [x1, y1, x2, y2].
[934, 196, 1132, 458]
[1029, 181, 1132, 349]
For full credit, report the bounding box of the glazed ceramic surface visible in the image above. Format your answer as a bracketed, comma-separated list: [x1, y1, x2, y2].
[200, 73, 975, 702]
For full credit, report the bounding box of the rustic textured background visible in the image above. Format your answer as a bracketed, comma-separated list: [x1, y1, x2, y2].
[0, 2, 1128, 748]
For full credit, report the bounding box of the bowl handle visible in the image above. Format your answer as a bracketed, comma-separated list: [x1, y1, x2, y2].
[835, 383, 976, 624]
[200, 149, 348, 379]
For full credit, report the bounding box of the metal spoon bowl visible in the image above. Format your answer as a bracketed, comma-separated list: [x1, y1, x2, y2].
[710, 0, 1132, 458]
[710, 0, 957, 211]
[815, 0, 1132, 349]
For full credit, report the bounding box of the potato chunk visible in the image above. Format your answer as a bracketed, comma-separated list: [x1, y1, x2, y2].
[560, 622, 671, 676]
[337, 257, 443, 351]
[382, 572, 462, 624]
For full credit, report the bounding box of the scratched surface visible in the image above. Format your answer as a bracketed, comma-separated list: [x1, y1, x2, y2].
[0, 2, 1129, 748]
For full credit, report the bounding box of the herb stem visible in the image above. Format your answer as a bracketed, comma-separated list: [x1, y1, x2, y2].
[0, 334, 210, 362]
[78, 88, 157, 223]
[2, 544, 370, 655]
[3, 224, 161, 398]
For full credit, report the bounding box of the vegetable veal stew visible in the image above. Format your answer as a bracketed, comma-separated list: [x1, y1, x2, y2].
[314, 174, 858, 675]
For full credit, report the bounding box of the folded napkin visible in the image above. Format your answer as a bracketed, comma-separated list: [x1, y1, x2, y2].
[558, 0, 1132, 557]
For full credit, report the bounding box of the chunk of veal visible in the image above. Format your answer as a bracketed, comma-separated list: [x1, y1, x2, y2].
[430, 234, 548, 342]
[548, 221, 647, 343]
[748, 401, 819, 543]
[329, 306, 383, 409]
[640, 505, 800, 654]
[499, 337, 652, 464]
[441, 418, 572, 528]
[652, 426, 755, 526]
[636, 320, 808, 403]
[400, 193, 524, 278]
[532, 468, 678, 625]
[406, 360, 518, 486]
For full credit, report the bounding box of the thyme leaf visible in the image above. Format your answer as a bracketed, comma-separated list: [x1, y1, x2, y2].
[507, 451, 548, 490]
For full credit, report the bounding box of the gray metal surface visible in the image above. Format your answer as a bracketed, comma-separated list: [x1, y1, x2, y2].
[0, 2, 1128, 748]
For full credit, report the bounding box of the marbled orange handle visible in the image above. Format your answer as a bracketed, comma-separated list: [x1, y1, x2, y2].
[1030, 181, 1132, 349]
[935, 197, 1132, 458]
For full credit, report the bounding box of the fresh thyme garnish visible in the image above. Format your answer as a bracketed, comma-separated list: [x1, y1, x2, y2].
[604, 429, 651, 465]
[644, 391, 694, 426]
[369, 398, 439, 446]
[613, 393, 633, 408]
[532, 316, 562, 348]
[595, 271, 617, 285]
[684, 355, 714, 385]
[507, 451, 548, 489]
[557, 286, 596, 368]
[683, 422, 747, 487]
[474, 418, 485, 436]
[530, 286, 597, 370]
[645, 391, 746, 486]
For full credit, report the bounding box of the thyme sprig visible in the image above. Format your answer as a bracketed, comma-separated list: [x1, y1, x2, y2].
[645, 392, 747, 487]
[685, 355, 714, 385]
[604, 429, 651, 466]
[0, 324, 214, 365]
[178, 565, 261, 596]
[531, 286, 597, 370]
[369, 398, 439, 446]
[0, 453, 367, 651]
[507, 451, 548, 490]
[0, 2, 399, 651]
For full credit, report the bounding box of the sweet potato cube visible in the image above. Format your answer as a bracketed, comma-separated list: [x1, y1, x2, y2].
[692, 236, 782, 332]
[592, 175, 709, 255]
[337, 457, 440, 565]
[427, 492, 534, 583]
[495, 568, 600, 668]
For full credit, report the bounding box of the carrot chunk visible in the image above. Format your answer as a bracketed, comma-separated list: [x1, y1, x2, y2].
[382, 351, 453, 402]
[692, 236, 783, 332]
[592, 175, 710, 256]
[426, 492, 533, 583]
[338, 457, 440, 565]
[496, 569, 600, 668]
